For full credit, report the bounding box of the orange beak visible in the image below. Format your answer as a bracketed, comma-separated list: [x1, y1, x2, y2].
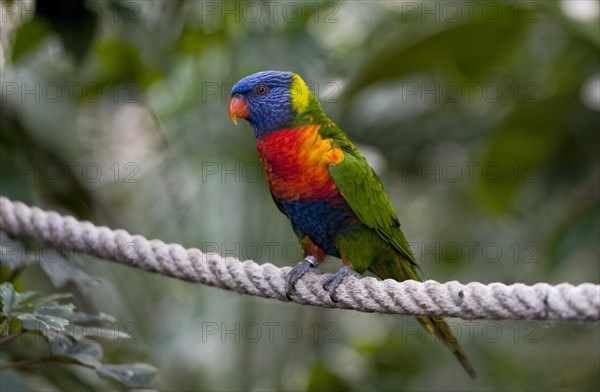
[228, 94, 249, 125]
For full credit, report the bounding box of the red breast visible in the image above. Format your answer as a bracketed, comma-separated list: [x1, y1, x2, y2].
[256, 125, 344, 201]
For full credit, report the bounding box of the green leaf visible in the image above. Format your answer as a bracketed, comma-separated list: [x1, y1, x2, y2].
[96, 363, 158, 388]
[0, 235, 97, 289]
[306, 364, 349, 392]
[66, 325, 132, 342]
[91, 38, 163, 92]
[0, 283, 73, 332]
[39, 251, 96, 289]
[0, 231, 28, 270]
[11, 19, 49, 63]
[50, 338, 103, 368]
[66, 312, 117, 324]
[19, 292, 73, 309]
[0, 282, 16, 313]
[0, 283, 37, 315]
[16, 313, 70, 332]
[175, 26, 225, 54]
[18, 318, 70, 342]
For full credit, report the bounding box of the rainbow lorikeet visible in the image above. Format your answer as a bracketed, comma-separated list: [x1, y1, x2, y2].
[229, 71, 476, 379]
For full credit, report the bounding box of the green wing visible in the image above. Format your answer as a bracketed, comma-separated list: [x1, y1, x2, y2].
[328, 144, 419, 267]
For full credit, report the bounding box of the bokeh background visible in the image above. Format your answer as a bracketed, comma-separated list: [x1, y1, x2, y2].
[1, 0, 599, 390]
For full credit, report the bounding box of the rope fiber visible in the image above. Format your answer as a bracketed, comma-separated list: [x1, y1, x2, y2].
[1, 196, 598, 321]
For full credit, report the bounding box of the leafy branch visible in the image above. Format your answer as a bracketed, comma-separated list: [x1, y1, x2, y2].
[0, 232, 158, 388]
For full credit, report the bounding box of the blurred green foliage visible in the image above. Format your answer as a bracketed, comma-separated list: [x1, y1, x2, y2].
[0, 0, 598, 390]
[0, 279, 157, 388]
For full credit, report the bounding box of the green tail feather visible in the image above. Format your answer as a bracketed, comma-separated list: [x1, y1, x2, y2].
[370, 253, 477, 379]
[417, 315, 477, 379]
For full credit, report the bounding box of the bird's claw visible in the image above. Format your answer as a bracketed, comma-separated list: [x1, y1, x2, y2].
[322, 266, 362, 302]
[285, 256, 321, 300]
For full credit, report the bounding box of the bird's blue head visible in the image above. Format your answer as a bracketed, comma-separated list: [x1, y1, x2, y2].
[229, 71, 313, 139]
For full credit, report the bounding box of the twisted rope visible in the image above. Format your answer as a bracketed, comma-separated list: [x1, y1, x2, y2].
[1, 196, 598, 321]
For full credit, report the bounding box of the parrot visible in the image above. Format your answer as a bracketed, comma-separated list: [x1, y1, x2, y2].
[228, 71, 476, 379]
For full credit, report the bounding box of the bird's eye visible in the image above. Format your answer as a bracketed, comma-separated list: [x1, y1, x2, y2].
[256, 85, 268, 95]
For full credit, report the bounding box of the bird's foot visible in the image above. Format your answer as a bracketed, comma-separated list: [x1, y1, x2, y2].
[285, 256, 321, 300]
[322, 266, 363, 302]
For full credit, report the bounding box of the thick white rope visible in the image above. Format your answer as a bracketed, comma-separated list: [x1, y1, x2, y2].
[0, 196, 598, 321]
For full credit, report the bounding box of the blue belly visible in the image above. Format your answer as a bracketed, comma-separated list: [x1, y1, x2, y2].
[279, 197, 357, 257]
